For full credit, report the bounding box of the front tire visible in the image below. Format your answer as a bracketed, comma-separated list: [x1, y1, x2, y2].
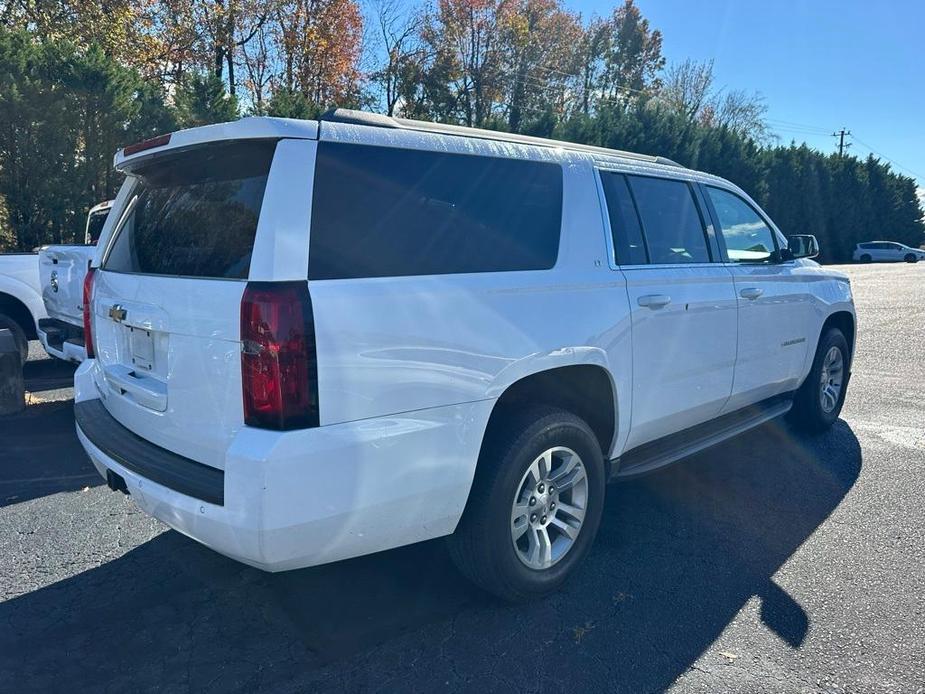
[904, 253, 918, 263]
[448, 407, 606, 602]
[789, 328, 849, 433]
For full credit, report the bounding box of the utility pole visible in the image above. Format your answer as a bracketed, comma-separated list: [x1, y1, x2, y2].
[832, 128, 852, 157]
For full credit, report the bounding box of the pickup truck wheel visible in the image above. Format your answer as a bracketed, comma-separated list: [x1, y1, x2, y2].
[448, 407, 606, 602]
[789, 328, 849, 433]
[0, 313, 28, 365]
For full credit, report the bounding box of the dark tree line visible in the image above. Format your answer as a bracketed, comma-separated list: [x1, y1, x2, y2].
[551, 103, 924, 262]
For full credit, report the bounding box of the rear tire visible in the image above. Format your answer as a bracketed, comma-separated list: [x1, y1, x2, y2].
[859, 254, 872, 263]
[448, 406, 606, 602]
[789, 328, 849, 433]
[904, 253, 918, 263]
[0, 313, 28, 365]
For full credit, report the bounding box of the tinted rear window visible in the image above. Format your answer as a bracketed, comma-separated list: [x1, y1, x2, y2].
[308, 143, 562, 280]
[600, 172, 648, 265]
[103, 141, 275, 279]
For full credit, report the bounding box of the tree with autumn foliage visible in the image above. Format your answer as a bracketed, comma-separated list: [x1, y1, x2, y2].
[273, 0, 364, 107]
[411, 0, 510, 127]
[501, 0, 582, 131]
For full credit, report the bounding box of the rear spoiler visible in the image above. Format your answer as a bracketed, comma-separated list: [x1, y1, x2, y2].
[114, 117, 319, 171]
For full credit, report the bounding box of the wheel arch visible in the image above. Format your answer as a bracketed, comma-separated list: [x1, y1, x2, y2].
[0, 290, 39, 339]
[821, 310, 856, 367]
[482, 363, 619, 468]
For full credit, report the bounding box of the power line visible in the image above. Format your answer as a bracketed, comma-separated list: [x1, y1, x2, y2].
[850, 134, 925, 181]
[765, 117, 831, 135]
[774, 127, 836, 139]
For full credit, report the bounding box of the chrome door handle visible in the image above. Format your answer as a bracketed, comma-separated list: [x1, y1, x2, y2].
[739, 287, 764, 300]
[637, 294, 671, 309]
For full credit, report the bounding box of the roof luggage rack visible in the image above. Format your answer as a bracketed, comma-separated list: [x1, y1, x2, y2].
[319, 108, 683, 168]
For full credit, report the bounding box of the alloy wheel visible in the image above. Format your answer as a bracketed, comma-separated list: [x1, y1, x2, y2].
[819, 345, 845, 414]
[510, 447, 588, 570]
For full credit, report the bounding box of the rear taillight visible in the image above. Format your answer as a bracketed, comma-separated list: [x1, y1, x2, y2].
[82, 268, 96, 358]
[241, 281, 319, 430]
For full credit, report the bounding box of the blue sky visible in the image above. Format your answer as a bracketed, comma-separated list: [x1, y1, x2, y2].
[570, 0, 925, 198]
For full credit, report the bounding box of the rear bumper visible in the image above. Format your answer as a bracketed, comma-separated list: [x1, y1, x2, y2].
[37, 318, 86, 363]
[76, 399, 224, 505]
[74, 360, 493, 572]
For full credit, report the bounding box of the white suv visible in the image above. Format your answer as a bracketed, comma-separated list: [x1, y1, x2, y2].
[74, 111, 856, 601]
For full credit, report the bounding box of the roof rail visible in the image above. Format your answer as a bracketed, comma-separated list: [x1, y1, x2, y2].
[319, 108, 683, 168]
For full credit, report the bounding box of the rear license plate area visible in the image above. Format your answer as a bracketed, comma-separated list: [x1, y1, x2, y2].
[129, 326, 155, 371]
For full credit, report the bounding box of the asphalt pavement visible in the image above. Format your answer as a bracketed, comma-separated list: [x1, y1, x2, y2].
[1, 263, 923, 693]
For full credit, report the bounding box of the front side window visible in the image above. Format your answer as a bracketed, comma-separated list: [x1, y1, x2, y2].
[309, 143, 563, 279]
[706, 187, 777, 263]
[599, 171, 648, 265]
[625, 176, 710, 264]
[104, 141, 275, 279]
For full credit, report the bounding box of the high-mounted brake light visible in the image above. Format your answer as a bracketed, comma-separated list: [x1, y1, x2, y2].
[123, 133, 171, 156]
[82, 268, 96, 358]
[241, 282, 319, 430]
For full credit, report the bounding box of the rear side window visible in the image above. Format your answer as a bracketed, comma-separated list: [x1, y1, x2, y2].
[599, 172, 648, 265]
[103, 141, 275, 279]
[626, 175, 710, 264]
[308, 142, 562, 280]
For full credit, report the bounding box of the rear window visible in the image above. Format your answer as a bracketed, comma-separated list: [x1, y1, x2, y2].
[103, 141, 275, 279]
[599, 171, 648, 265]
[308, 142, 562, 280]
[86, 210, 109, 244]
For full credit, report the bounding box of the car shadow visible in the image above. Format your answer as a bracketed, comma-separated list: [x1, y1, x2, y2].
[0, 400, 101, 506]
[22, 353, 77, 393]
[0, 417, 861, 692]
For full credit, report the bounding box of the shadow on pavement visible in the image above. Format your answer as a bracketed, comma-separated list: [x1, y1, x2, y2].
[0, 400, 100, 507]
[22, 354, 77, 393]
[0, 417, 861, 692]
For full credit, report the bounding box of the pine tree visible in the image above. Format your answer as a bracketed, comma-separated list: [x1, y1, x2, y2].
[173, 72, 240, 129]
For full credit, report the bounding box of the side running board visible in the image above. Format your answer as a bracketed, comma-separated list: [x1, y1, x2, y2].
[611, 394, 794, 480]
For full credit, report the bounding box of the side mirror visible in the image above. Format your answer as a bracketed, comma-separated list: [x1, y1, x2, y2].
[787, 234, 819, 260]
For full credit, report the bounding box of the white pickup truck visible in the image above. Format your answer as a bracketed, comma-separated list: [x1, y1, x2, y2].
[0, 251, 45, 363]
[37, 201, 113, 363]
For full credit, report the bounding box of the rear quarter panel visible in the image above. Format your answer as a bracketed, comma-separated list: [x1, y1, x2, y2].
[306, 128, 632, 456]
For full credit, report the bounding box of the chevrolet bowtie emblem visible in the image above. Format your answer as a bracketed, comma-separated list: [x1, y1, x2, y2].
[109, 304, 127, 322]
